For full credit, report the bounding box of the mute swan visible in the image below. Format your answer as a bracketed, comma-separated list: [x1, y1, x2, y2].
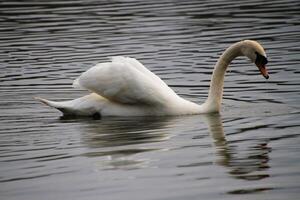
[36, 40, 269, 117]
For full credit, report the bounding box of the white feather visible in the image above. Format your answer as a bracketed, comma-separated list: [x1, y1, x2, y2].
[73, 57, 178, 105]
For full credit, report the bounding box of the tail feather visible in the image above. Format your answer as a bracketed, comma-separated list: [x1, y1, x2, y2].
[35, 97, 60, 107]
[35, 97, 73, 115]
[35, 95, 103, 117]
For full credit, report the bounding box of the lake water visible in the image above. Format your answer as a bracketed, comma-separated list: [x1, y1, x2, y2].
[1, 0, 300, 199]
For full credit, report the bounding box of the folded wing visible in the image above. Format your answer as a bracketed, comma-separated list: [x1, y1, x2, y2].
[73, 57, 177, 106]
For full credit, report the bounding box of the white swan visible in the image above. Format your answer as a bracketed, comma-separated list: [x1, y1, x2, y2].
[36, 40, 269, 117]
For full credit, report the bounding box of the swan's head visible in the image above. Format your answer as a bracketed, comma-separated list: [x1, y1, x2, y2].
[241, 40, 269, 79]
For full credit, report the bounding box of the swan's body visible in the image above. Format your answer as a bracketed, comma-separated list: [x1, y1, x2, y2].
[36, 40, 269, 117]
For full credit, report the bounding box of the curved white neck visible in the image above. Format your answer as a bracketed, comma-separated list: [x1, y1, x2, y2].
[204, 42, 244, 112]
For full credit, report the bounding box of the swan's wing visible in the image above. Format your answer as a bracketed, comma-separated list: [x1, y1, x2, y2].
[73, 57, 177, 105]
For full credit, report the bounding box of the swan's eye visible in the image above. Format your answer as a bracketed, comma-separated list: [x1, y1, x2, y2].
[255, 52, 268, 66]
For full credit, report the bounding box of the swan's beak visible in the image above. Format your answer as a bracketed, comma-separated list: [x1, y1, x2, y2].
[257, 64, 269, 79]
[255, 52, 269, 79]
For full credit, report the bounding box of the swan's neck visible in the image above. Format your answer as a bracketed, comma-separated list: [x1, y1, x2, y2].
[205, 42, 244, 112]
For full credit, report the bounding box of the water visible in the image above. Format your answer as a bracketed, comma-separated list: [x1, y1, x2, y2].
[1, 0, 300, 199]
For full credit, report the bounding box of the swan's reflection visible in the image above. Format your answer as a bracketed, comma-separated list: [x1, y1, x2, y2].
[76, 113, 271, 178]
[78, 116, 175, 170]
[203, 113, 271, 181]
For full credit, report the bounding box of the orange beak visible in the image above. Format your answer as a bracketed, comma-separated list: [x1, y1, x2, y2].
[255, 52, 269, 79]
[257, 64, 269, 79]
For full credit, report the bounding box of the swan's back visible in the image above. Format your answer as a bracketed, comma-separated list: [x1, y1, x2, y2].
[73, 57, 179, 106]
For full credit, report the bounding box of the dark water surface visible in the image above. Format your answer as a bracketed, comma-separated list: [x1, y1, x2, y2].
[1, 0, 300, 199]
